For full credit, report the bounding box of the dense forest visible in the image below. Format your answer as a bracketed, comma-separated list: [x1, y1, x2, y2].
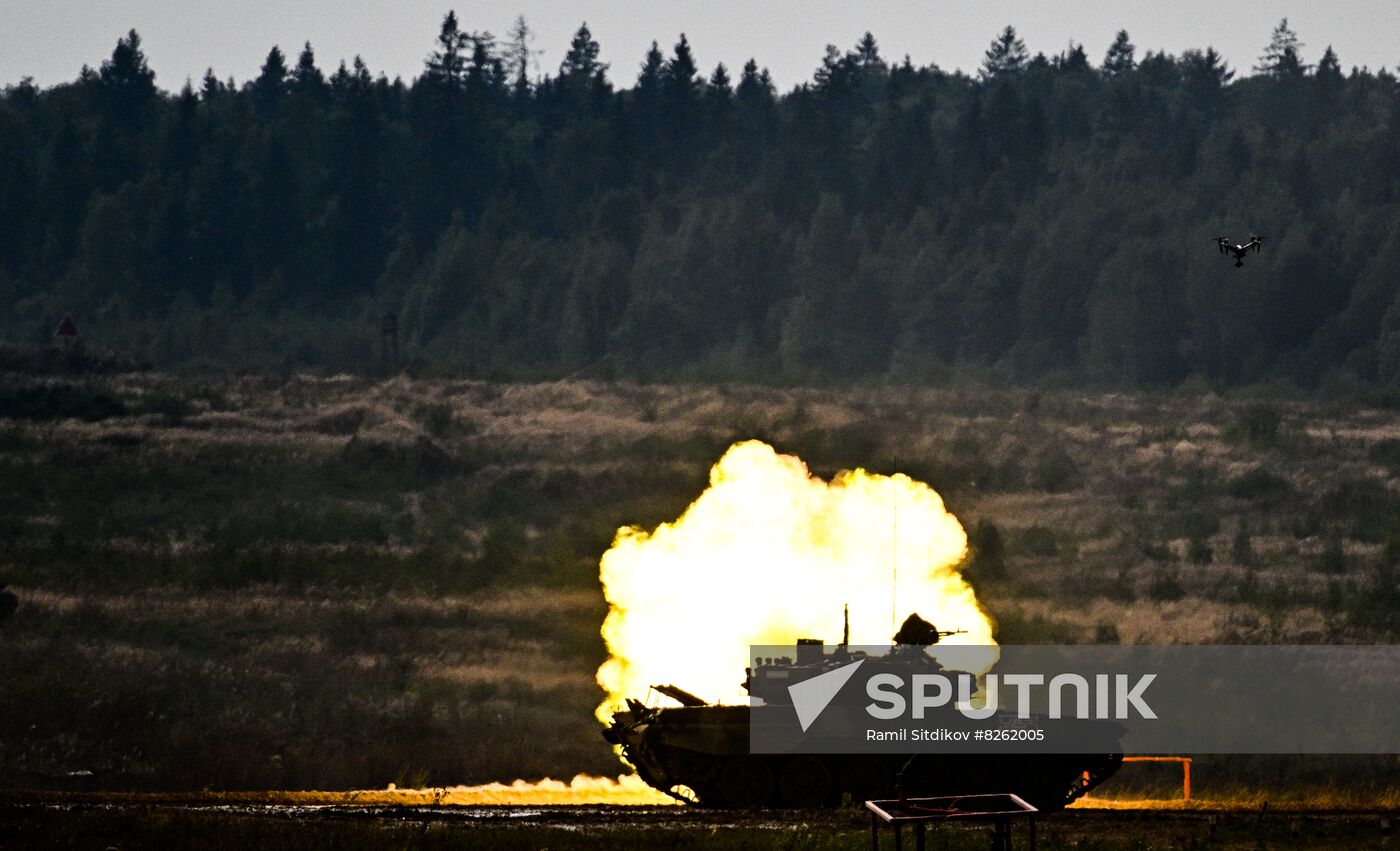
[3, 17, 1400, 390]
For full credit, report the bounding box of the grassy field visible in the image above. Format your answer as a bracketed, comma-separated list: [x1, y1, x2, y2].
[1, 370, 1398, 797]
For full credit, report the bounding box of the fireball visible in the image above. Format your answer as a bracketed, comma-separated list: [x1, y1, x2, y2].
[596, 440, 996, 721]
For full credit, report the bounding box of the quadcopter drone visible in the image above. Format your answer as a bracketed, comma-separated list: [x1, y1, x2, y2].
[1215, 235, 1264, 267]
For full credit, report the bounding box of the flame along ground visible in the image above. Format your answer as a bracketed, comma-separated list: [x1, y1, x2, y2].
[596, 439, 998, 723]
[371, 774, 676, 805]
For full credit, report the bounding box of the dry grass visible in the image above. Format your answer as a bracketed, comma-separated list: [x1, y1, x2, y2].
[2, 372, 1398, 794]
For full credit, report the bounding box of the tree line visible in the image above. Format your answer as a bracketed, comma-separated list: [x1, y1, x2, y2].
[3, 16, 1400, 390]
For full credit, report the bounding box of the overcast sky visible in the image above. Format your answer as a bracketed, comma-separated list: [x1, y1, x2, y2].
[3, 2, 1397, 92]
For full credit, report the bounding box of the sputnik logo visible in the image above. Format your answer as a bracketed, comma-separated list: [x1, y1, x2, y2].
[788, 660, 866, 732]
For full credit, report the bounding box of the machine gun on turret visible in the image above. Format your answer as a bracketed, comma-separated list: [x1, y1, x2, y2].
[892, 612, 966, 646]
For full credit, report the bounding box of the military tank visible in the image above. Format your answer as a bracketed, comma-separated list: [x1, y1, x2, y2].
[602, 613, 1124, 809]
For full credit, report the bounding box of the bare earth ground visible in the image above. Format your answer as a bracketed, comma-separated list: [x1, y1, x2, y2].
[2, 797, 1397, 850]
[1, 372, 1398, 822]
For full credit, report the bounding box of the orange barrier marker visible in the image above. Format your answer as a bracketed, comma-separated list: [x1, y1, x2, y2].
[1121, 756, 1192, 800]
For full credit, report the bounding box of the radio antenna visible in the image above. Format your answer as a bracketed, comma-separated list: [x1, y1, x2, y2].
[890, 453, 898, 633]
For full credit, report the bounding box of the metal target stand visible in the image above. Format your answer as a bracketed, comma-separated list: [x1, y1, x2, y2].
[865, 793, 1038, 851]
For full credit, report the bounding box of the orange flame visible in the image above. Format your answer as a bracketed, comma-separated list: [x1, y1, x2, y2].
[384, 774, 676, 805]
[596, 440, 996, 722]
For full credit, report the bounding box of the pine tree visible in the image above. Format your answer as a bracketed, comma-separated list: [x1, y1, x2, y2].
[465, 30, 503, 98]
[159, 82, 201, 175]
[705, 63, 732, 128]
[1181, 47, 1234, 112]
[981, 26, 1028, 80]
[1316, 45, 1342, 85]
[854, 32, 885, 73]
[1102, 30, 1135, 76]
[1059, 42, 1091, 74]
[708, 63, 732, 97]
[813, 44, 850, 92]
[253, 46, 289, 115]
[851, 32, 888, 104]
[664, 34, 699, 100]
[98, 29, 157, 120]
[734, 58, 776, 145]
[505, 15, 539, 95]
[560, 22, 604, 81]
[1256, 18, 1307, 77]
[658, 34, 700, 149]
[736, 59, 772, 106]
[1138, 50, 1179, 88]
[558, 21, 608, 112]
[636, 41, 664, 98]
[292, 42, 326, 95]
[200, 68, 223, 101]
[425, 11, 468, 85]
[330, 60, 351, 94]
[349, 56, 373, 93]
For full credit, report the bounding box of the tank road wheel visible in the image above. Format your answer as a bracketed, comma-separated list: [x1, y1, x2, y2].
[778, 756, 834, 808]
[718, 756, 774, 808]
[840, 757, 893, 803]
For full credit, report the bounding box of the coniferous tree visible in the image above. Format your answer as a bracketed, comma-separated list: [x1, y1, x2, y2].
[411, 14, 473, 240]
[0, 97, 38, 276]
[665, 34, 699, 89]
[1181, 47, 1233, 115]
[158, 82, 200, 176]
[854, 32, 884, 71]
[736, 59, 772, 107]
[425, 11, 468, 86]
[813, 45, 851, 93]
[1102, 30, 1135, 76]
[705, 64, 732, 115]
[465, 29, 502, 97]
[734, 58, 777, 153]
[1256, 18, 1307, 77]
[1058, 43, 1091, 74]
[851, 32, 888, 105]
[92, 30, 157, 188]
[981, 26, 1028, 80]
[98, 29, 157, 119]
[199, 68, 222, 100]
[252, 46, 289, 116]
[1315, 44, 1343, 103]
[1316, 45, 1341, 81]
[560, 22, 604, 80]
[291, 42, 326, 96]
[504, 15, 537, 96]
[636, 41, 664, 102]
[557, 22, 607, 110]
[631, 40, 666, 160]
[662, 33, 700, 144]
[707, 63, 732, 97]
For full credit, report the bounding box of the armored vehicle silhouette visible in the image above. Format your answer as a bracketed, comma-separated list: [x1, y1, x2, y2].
[602, 613, 1123, 809]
